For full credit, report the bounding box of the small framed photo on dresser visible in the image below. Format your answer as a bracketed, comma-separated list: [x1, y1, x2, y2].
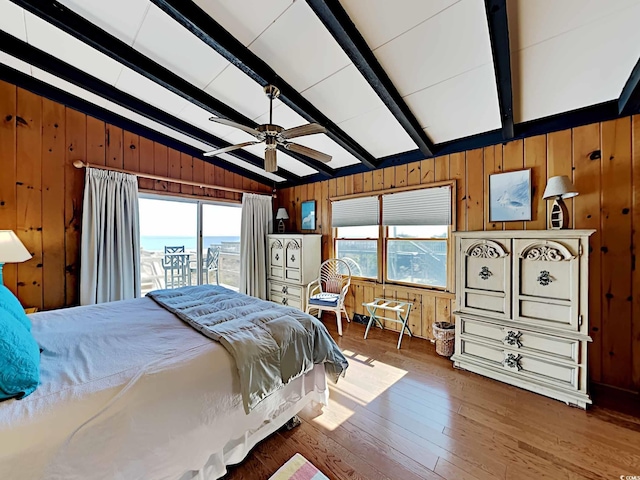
[488, 169, 532, 222]
[301, 200, 316, 230]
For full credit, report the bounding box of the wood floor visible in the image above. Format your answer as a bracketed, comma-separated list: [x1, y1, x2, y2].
[223, 319, 640, 480]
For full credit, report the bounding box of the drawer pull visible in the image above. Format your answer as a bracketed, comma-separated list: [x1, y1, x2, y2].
[478, 266, 492, 280]
[275, 253, 279, 261]
[503, 330, 523, 348]
[282, 298, 288, 306]
[290, 254, 296, 262]
[537, 270, 552, 286]
[503, 353, 523, 371]
[282, 285, 287, 293]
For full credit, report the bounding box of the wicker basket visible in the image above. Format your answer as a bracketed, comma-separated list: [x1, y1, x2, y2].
[433, 322, 455, 357]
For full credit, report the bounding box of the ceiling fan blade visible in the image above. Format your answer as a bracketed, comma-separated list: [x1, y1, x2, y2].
[203, 141, 260, 157]
[284, 143, 332, 163]
[264, 148, 277, 173]
[279, 123, 327, 140]
[208, 117, 263, 138]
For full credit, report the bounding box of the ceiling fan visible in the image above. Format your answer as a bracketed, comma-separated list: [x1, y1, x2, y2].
[204, 85, 332, 173]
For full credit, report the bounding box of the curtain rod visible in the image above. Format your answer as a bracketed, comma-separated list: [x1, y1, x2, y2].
[72, 160, 274, 196]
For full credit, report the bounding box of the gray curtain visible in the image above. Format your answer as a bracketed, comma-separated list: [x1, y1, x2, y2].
[239, 193, 273, 299]
[80, 168, 141, 305]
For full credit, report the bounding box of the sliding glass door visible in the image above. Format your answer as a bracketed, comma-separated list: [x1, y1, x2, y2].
[138, 194, 241, 295]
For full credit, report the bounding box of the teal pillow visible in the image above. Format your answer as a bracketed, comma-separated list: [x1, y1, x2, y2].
[0, 310, 40, 400]
[0, 285, 31, 331]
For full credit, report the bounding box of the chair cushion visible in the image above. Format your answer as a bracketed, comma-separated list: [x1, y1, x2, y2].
[309, 293, 340, 307]
[0, 306, 40, 401]
[0, 285, 31, 331]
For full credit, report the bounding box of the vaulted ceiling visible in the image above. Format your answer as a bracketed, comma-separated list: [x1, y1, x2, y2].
[1, 0, 639, 187]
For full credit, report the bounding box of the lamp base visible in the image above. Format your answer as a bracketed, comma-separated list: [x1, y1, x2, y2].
[549, 198, 569, 229]
[277, 219, 285, 233]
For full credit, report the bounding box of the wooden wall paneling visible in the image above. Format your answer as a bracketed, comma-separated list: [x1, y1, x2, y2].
[64, 109, 85, 306]
[86, 117, 105, 166]
[153, 143, 168, 192]
[213, 165, 224, 199]
[407, 161, 421, 186]
[483, 145, 501, 231]
[335, 176, 346, 196]
[435, 296, 451, 325]
[167, 148, 181, 194]
[572, 122, 602, 383]
[41, 98, 66, 310]
[395, 164, 407, 188]
[16, 89, 43, 309]
[180, 153, 192, 195]
[343, 174, 353, 195]
[373, 169, 384, 190]
[363, 170, 373, 191]
[191, 157, 206, 198]
[523, 135, 547, 230]
[353, 282, 363, 319]
[224, 170, 235, 201]
[123, 131, 139, 172]
[547, 130, 574, 228]
[233, 173, 243, 203]
[421, 294, 436, 341]
[502, 139, 524, 230]
[633, 115, 640, 390]
[435, 155, 450, 182]
[137, 137, 155, 190]
[466, 149, 484, 231]
[404, 288, 422, 338]
[421, 158, 435, 184]
[106, 125, 123, 169]
[600, 118, 633, 389]
[352, 172, 363, 194]
[450, 152, 466, 232]
[0, 81, 17, 293]
[321, 181, 330, 259]
[202, 161, 215, 197]
[313, 182, 322, 234]
[383, 166, 395, 190]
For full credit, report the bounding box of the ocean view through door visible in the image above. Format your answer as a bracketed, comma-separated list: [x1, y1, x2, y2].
[139, 195, 241, 295]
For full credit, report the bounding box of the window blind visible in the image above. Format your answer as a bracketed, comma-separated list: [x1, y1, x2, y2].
[382, 185, 452, 226]
[331, 196, 379, 227]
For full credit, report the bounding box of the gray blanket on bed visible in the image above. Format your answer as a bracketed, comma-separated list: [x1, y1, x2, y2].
[147, 285, 348, 412]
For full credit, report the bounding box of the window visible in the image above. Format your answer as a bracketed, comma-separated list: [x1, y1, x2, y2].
[332, 183, 453, 290]
[138, 195, 241, 294]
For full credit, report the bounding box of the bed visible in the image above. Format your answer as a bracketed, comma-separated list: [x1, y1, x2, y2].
[0, 293, 333, 480]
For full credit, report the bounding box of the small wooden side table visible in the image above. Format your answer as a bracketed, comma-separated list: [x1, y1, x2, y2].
[363, 298, 413, 349]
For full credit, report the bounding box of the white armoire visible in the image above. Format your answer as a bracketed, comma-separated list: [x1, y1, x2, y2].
[266, 234, 321, 311]
[451, 230, 595, 408]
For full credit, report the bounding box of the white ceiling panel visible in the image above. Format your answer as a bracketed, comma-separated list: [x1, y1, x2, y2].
[193, 0, 294, 47]
[508, 0, 640, 52]
[204, 65, 276, 121]
[57, 0, 149, 46]
[248, 0, 351, 92]
[222, 130, 319, 177]
[0, 0, 26, 41]
[218, 153, 285, 182]
[406, 64, 501, 143]
[514, 2, 640, 122]
[340, 0, 459, 50]
[176, 102, 246, 139]
[116, 67, 189, 116]
[302, 64, 384, 125]
[0, 51, 31, 76]
[373, 0, 493, 97]
[133, 4, 229, 89]
[338, 105, 417, 157]
[24, 12, 124, 86]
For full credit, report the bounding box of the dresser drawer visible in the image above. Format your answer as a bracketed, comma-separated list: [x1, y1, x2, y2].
[269, 281, 302, 299]
[269, 293, 302, 310]
[458, 317, 579, 363]
[458, 338, 579, 390]
[269, 267, 284, 280]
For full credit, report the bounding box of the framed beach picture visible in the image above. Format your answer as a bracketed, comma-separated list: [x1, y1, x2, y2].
[301, 200, 316, 230]
[489, 169, 532, 222]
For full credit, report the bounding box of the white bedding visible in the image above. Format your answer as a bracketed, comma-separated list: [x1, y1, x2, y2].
[0, 298, 328, 480]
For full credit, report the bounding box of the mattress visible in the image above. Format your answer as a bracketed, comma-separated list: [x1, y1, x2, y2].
[0, 297, 328, 480]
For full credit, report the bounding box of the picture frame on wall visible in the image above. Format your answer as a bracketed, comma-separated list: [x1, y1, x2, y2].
[301, 200, 316, 230]
[489, 169, 532, 222]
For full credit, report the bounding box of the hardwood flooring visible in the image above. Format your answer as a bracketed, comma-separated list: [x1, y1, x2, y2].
[223, 319, 640, 480]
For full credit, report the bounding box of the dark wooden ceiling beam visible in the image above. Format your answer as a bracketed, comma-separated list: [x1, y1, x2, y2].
[619, 57, 640, 115]
[149, 0, 378, 171]
[0, 34, 288, 186]
[306, 0, 435, 157]
[485, 0, 515, 140]
[9, 0, 332, 178]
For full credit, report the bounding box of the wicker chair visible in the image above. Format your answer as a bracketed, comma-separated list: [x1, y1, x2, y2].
[306, 259, 351, 336]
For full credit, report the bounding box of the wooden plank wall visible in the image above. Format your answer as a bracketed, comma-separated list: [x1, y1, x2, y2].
[0, 81, 271, 310]
[277, 116, 640, 393]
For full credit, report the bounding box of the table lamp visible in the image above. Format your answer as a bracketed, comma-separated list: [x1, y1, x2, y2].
[0, 230, 32, 285]
[275, 207, 289, 233]
[542, 176, 578, 229]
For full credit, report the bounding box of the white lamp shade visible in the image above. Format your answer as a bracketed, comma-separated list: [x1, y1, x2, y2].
[0, 230, 32, 263]
[275, 207, 289, 220]
[543, 175, 579, 200]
